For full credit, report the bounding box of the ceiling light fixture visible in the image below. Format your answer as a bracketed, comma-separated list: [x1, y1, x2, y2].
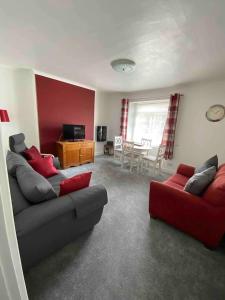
[111, 59, 136, 73]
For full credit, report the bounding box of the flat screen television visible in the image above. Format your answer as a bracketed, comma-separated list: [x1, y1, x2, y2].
[63, 124, 85, 141]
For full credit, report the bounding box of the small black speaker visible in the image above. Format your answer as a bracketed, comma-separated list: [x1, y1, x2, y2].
[97, 126, 107, 142]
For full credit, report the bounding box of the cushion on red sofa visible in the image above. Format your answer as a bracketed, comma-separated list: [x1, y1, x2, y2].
[203, 173, 225, 207]
[166, 174, 189, 187]
[164, 179, 184, 191]
[59, 172, 92, 196]
[28, 156, 58, 178]
[24, 145, 42, 160]
[177, 164, 195, 178]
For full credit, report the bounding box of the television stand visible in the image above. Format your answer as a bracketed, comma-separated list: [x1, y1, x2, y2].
[56, 140, 95, 169]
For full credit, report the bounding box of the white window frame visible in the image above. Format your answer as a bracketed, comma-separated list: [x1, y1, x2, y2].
[127, 99, 169, 146]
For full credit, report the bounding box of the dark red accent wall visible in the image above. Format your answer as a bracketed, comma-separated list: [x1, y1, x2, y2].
[35, 75, 95, 155]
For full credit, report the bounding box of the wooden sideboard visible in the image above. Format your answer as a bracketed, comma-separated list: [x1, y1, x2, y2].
[56, 140, 95, 169]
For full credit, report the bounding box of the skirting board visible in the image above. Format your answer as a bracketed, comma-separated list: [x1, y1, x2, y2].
[95, 152, 104, 156]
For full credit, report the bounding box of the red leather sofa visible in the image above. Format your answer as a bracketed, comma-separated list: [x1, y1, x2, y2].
[149, 163, 225, 248]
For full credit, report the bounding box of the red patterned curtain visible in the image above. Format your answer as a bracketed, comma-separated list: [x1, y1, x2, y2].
[120, 98, 129, 140]
[161, 93, 181, 160]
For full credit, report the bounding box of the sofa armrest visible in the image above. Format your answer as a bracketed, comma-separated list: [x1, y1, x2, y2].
[15, 184, 108, 237]
[176, 164, 195, 178]
[68, 184, 108, 218]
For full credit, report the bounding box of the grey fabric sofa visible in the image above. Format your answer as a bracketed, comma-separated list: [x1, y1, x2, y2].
[7, 134, 108, 271]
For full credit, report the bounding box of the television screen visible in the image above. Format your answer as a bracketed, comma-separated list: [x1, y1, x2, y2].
[63, 124, 85, 140]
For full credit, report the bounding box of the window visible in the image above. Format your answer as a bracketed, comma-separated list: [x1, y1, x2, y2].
[127, 100, 169, 146]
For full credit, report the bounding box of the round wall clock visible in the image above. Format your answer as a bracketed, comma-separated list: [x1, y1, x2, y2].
[206, 104, 225, 122]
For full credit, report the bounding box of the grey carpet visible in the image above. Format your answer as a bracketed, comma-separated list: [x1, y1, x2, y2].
[25, 156, 225, 300]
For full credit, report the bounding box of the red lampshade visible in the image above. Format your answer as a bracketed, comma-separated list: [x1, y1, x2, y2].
[0, 109, 10, 122]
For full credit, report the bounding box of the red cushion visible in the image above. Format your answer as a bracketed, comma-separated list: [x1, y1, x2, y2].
[164, 180, 184, 191]
[28, 156, 58, 178]
[24, 145, 42, 160]
[168, 174, 189, 187]
[203, 174, 225, 207]
[177, 164, 195, 178]
[59, 172, 92, 196]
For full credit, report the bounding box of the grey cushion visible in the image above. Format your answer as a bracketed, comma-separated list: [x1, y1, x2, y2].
[16, 165, 57, 203]
[184, 166, 216, 196]
[8, 175, 30, 215]
[9, 133, 27, 154]
[195, 155, 218, 173]
[47, 172, 66, 196]
[6, 150, 31, 176]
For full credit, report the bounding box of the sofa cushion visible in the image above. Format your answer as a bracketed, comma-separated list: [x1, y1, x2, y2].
[195, 155, 218, 173]
[164, 180, 185, 190]
[59, 172, 92, 196]
[184, 166, 216, 196]
[8, 175, 30, 215]
[6, 150, 31, 176]
[167, 174, 189, 187]
[16, 165, 57, 203]
[47, 172, 66, 196]
[203, 169, 225, 207]
[177, 164, 195, 178]
[24, 145, 42, 160]
[28, 156, 58, 178]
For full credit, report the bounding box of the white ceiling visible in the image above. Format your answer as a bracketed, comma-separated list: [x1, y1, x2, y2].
[1, 0, 225, 92]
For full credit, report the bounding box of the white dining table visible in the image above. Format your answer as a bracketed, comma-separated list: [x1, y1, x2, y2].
[133, 143, 152, 155]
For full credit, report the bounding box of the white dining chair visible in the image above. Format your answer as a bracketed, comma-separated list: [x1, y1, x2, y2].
[122, 141, 142, 172]
[141, 144, 166, 175]
[114, 136, 123, 161]
[141, 138, 152, 155]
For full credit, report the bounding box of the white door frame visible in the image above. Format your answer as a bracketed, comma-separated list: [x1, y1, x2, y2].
[0, 124, 28, 300]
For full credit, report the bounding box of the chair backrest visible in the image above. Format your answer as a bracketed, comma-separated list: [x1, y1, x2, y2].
[141, 138, 152, 154]
[114, 136, 123, 150]
[141, 138, 152, 147]
[122, 141, 134, 154]
[9, 133, 27, 154]
[156, 145, 166, 161]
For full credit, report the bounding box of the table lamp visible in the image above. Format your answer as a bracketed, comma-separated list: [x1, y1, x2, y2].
[0, 109, 10, 122]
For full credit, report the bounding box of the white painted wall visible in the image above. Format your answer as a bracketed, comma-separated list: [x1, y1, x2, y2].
[94, 91, 122, 155]
[13, 69, 40, 148]
[0, 66, 39, 148]
[124, 78, 225, 172]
